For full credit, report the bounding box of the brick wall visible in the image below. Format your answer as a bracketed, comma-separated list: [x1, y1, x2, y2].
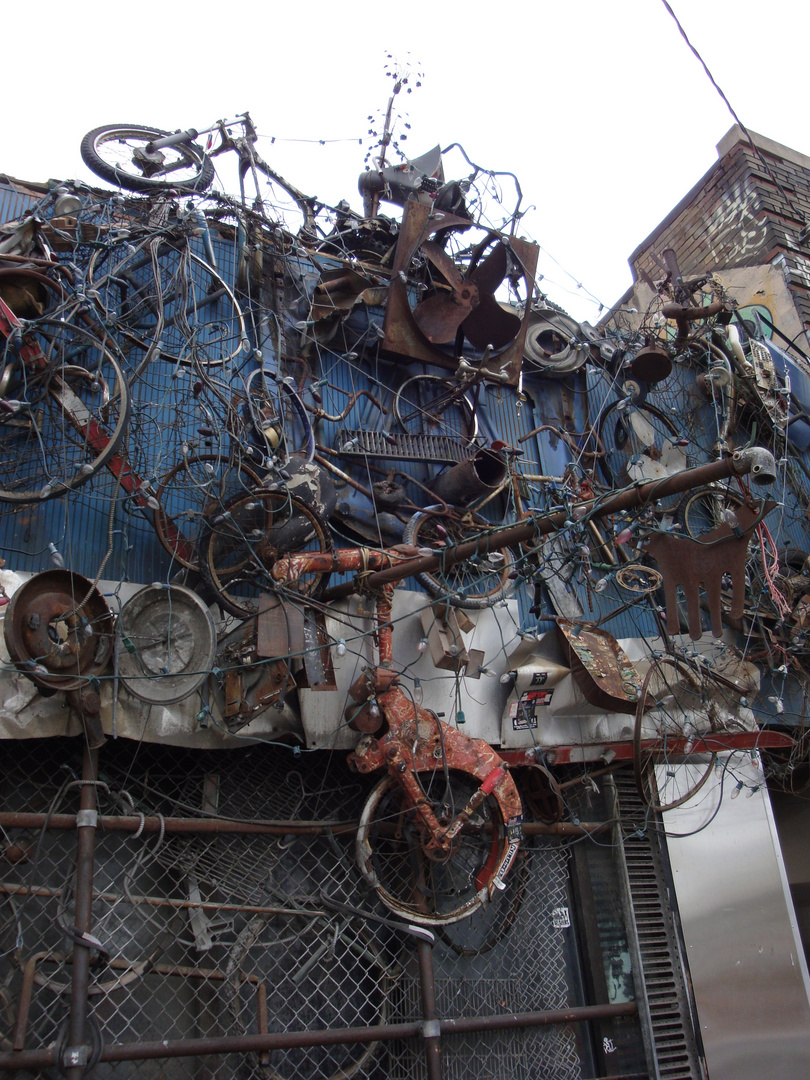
[628, 127, 810, 333]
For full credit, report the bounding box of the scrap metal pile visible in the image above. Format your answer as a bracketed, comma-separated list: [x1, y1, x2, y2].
[0, 111, 808, 1077]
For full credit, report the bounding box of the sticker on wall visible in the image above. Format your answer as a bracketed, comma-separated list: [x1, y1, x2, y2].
[552, 907, 571, 929]
[530, 671, 548, 686]
[510, 688, 554, 729]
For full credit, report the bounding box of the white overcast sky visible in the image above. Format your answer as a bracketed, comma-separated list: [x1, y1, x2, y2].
[6, 0, 808, 321]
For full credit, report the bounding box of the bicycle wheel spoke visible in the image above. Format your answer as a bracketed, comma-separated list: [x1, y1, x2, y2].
[356, 770, 508, 925]
[0, 319, 129, 503]
[403, 506, 514, 609]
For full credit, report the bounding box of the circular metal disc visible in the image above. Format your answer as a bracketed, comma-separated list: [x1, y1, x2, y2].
[4, 570, 113, 690]
[117, 584, 216, 705]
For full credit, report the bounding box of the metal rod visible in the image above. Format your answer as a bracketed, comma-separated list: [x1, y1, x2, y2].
[65, 744, 99, 1080]
[417, 941, 443, 1080]
[0, 813, 355, 835]
[0, 1002, 638, 1069]
[321, 449, 774, 600]
[0, 812, 608, 836]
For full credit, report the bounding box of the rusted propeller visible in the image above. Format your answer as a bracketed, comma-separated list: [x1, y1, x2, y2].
[413, 235, 521, 350]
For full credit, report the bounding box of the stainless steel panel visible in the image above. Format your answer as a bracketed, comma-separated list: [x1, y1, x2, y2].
[664, 756, 810, 1078]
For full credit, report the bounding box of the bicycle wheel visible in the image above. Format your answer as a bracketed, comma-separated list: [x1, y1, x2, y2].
[633, 656, 718, 812]
[402, 506, 514, 609]
[596, 399, 685, 489]
[154, 454, 263, 569]
[88, 238, 246, 366]
[438, 844, 529, 955]
[394, 374, 477, 441]
[677, 486, 749, 539]
[200, 489, 332, 618]
[81, 124, 215, 193]
[0, 319, 130, 503]
[356, 770, 509, 925]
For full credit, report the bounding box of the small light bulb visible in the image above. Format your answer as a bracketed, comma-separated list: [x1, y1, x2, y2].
[500, 671, 515, 685]
[731, 780, 744, 800]
[417, 637, 428, 654]
[47, 543, 65, 569]
[336, 638, 347, 657]
[456, 710, 465, 725]
[413, 678, 423, 705]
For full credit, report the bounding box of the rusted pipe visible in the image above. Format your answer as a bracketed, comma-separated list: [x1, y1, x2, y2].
[417, 941, 442, 1080]
[0, 1001, 637, 1069]
[428, 449, 507, 506]
[11, 955, 40, 1050]
[0, 813, 355, 835]
[0, 814, 612, 842]
[661, 300, 726, 346]
[65, 744, 99, 1080]
[321, 448, 776, 600]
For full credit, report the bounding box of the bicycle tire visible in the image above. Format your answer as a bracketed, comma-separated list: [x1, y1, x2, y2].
[394, 374, 478, 442]
[596, 399, 685, 489]
[154, 454, 264, 570]
[0, 319, 130, 503]
[438, 844, 529, 955]
[356, 770, 509, 925]
[81, 124, 215, 193]
[199, 488, 332, 619]
[402, 505, 514, 609]
[677, 485, 749, 539]
[633, 656, 718, 812]
[88, 238, 246, 366]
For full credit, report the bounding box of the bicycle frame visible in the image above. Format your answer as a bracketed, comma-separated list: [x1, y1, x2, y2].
[270, 544, 523, 889]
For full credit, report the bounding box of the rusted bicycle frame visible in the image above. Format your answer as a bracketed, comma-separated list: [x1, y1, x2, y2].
[271, 544, 523, 892]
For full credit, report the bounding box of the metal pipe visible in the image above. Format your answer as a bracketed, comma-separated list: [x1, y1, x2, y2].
[0, 1002, 637, 1069]
[65, 744, 99, 1080]
[0, 814, 610, 837]
[322, 447, 776, 600]
[11, 956, 39, 1050]
[417, 941, 442, 1080]
[0, 813, 356, 835]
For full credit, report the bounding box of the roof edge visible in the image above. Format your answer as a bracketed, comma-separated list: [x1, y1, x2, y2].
[716, 125, 810, 174]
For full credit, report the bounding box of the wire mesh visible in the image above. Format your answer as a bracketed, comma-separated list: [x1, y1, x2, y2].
[1, 738, 589, 1080]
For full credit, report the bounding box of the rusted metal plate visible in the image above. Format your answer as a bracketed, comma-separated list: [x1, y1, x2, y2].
[301, 608, 337, 691]
[643, 501, 776, 640]
[256, 594, 303, 658]
[555, 619, 642, 714]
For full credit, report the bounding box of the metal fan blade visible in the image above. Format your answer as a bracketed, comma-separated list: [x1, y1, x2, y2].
[414, 291, 477, 344]
[469, 241, 508, 295]
[421, 241, 467, 290]
[462, 293, 521, 351]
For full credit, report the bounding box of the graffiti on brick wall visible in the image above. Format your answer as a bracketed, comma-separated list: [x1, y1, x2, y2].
[706, 179, 768, 264]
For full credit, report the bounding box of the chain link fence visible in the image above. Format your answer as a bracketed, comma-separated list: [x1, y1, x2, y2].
[1, 738, 587, 1079]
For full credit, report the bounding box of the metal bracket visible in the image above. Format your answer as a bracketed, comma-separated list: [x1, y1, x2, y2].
[422, 1020, 441, 1039]
[76, 809, 98, 829]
